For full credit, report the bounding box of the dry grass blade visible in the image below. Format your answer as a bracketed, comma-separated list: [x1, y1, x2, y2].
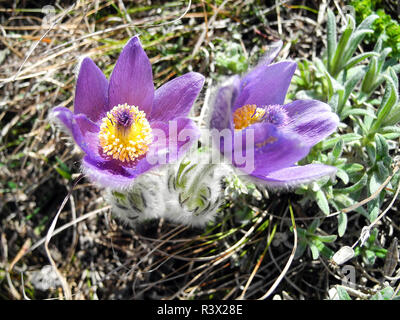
[192, 0, 229, 56]
[44, 174, 84, 300]
[237, 220, 277, 299]
[352, 166, 400, 249]
[384, 238, 399, 278]
[258, 202, 297, 300]
[12, 3, 78, 82]
[28, 205, 111, 255]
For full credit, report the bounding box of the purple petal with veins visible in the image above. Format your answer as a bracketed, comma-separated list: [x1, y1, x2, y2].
[210, 42, 339, 187]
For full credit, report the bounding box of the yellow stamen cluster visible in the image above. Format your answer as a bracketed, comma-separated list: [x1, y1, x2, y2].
[98, 104, 153, 163]
[233, 104, 266, 130]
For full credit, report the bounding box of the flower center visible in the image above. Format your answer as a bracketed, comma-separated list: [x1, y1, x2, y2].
[98, 103, 153, 163]
[233, 104, 288, 130]
[233, 104, 266, 130]
[263, 104, 288, 126]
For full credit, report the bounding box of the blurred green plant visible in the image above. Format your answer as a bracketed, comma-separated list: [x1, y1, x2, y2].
[353, 228, 387, 265]
[337, 285, 400, 300]
[215, 40, 249, 74]
[294, 218, 337, 260]
[350, 0, 400, 58]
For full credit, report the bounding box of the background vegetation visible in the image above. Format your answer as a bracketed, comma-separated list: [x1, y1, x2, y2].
[0, 0, 399, 300]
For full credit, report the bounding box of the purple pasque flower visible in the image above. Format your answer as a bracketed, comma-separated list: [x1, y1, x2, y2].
[210, 41, 339, 188]
[51, 36, 204, 190]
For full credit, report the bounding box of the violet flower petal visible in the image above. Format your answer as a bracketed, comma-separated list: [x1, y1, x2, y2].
[52, 107, 105, 161]
[210, 75, 240, 131]
[51, 107, 91, 155]
[81, 117, 200, 190]
[252, 164, 337, 188]
[151, 72, 205, 122]
[82, 156, 154, 190]
[74, 113, 99, 135]
[73, 114, 105, 161]
[74, 58, 109, 122]
[283, 100, 340, 146]
[230, 122, 310, 175]
[149, 117, 201, 163]
[257, 40, 283, 66]
[108, 36, 154, 115]
[233, 61, 297, 112]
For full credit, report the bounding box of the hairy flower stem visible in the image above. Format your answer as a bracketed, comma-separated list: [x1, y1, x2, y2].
[187, 163, 217, 196]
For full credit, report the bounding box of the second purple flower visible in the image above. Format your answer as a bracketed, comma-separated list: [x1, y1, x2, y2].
[210, 41, 340, 188]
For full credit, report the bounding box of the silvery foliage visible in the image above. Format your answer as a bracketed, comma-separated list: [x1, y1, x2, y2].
[292, 10, 400, 262]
